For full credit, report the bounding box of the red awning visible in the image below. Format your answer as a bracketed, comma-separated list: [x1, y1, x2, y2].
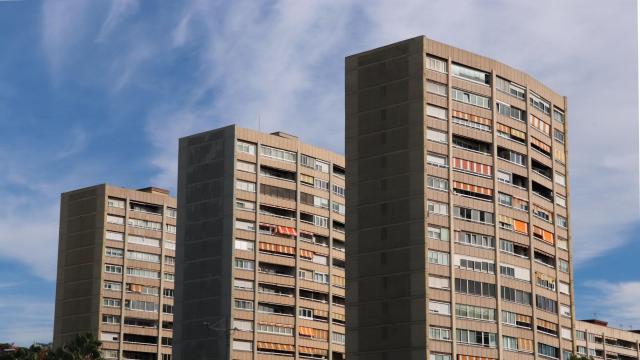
[277, 226, 298, 236]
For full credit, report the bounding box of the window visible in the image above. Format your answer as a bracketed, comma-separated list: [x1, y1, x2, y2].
[452, 135, 492, 154]
[332, 332, 345, 345]
[554, 129, 565, 143]
[455, 278, 496, 297]
[261, 183, 296, 200]
[235, 258, 255, 270]
[497, 147, 526, 166]
[164, 272, 174, 281]
[500, 239, 529, 258]
[457, 255, 495, 274]
[558, 259, 569, 273]
[560, 304, 571, 318]
[166, 207, 177, 218]
[427, 81, 448, 97]
[260, 145, 296, 162]
[497, 170, 511, 184]
[105, 231, 124, 242]
[236, 199, 255, 212]
[530, 93, 551, 115]
[455, 304, 496, 321]
[536, 294, 558, 313]
[556, 215, 568, 229]
[105, 247, 123, 257]
[233, 340, 252, 352]
[456, 329, 497, 347]
[235, 219, 255, 232]
[234, 299, 254, 311]
[300, 173, 314, 186]
[451, 63, 490, 85]
[427, 201, 448, 216]
[426, 55, 448, 73]
[236, 180, 256, 193]
[107, 215, 124, 225]
[429, 301, 451, 315]
[314, 178, 329, 191]
[427, 104, 448, 120]
[452, 110, 491, 132]
[102, 350, 118, 359]
[561, 327, 572, 340]
[128, 235, 159, 247]
[496, 77, 525, 100]
[538, 343, 559, 359]
[100, 332, 119, 342]
[163, 289, 174, 298]
[331, 202, 345, 215]
[555, 172, 566, 187]
[165, 224, 176, 234]
[332, 184, 345, 197]
[427, 153, 448, 167]
[430, 354, 451, 360]
[502, 310, 532, 328]
[501, 286, 531, 305]
[559, 281, 570, 295]
[236, 160, 256, 173]
[452, 88, 491, 109]
[553, 108, 565, 123]
[237, 141, 256, 155]
[102, 315, 120, 326]
[496, 102, 525, 122]
[500, 264, 530, 282]
[234, 278, 254, 291]
[453, 206, 494, 225]
[299, 308, 313, 319]
[105, 264, 122, 274]
[427, 128, 448, 143]
[456, 231, 495, 249]
[314, 159, 330, 173]
[257, 323, 292, 335]
[107, 197, 125, 208]
[428, 226, 449, 241]
[429, 326, 451, 341]
[428, 250, 449, 266]
[103, 298, 121, 307]
[127, 218, 162, 231]
[126, 300, 158, 312]
[126, 268, 160, 279]
[127, 251, 160, 263]
[556, 195, 567, 208]
[575, 331, 586, 341]
[429, 276, 450, 290]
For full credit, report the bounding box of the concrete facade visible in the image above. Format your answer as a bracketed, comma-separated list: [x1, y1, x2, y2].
[53, 184, 177, 360]
[174, 125, 346, 360]
[346, 36, 574, 360]
[575, 320, 640, 360]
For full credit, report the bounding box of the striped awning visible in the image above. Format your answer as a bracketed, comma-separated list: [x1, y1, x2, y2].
[313, 309, 329, 317]
[531, 136, 551, 153]
[257, 342, 294, 352]
[452, 110, 491, 126]
[453, 158, 492, 176]
[332, 312, 345, 321]
[530, 114, 550, 135]
[538, 318, 558, 331]
[517, 314, 532, 323]
[259, 242, 296, 255]
[457, 355, 497, 360]
[453, 181, 493, 196]
[299, 249, 314, 259]
[277, 225, 298, 236]
[497, 123, 510, 133]
[299, 326, 315, 337]
[299, 346, 328, 356]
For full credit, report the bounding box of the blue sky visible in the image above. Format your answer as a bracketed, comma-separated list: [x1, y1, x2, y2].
[0, 0, 637, 345]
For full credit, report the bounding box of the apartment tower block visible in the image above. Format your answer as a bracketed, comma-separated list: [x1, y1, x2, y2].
[346, 36, 573, 360]
[53, 184, 177, 360]
[174, 126, 346, 359]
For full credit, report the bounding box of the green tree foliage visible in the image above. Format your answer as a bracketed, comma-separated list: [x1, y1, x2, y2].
[0, 333, 102, 360]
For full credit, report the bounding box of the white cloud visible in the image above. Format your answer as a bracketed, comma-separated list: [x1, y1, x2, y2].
[96, 0, 139, 42]
[582, 281, 640, 329]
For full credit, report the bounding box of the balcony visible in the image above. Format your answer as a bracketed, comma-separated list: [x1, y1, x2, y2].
[452, 134, 492, 155]
[258, 262, 296, 277]
[260, 165, 296, 182]
[129, 202, 162, 216]
[532, 181, 553, 202]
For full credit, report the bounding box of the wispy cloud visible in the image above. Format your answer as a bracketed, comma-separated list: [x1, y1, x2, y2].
[582, 281, 640, 330]
[96, 0, 139, 42]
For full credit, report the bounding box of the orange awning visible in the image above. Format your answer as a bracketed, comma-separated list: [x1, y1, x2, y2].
[259, 242, 295, 255]
[299, 249, 314, 259]
[514, 220, 528, 234]
[299, 346, 328, 356]
[299, 326, 314, 337]
[453, 181, 493, 196]
[531, 136, 551, 153]
[453, 110, 492, 126]
[257, 342, 294, 352]
[277, 226, 298, 236]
